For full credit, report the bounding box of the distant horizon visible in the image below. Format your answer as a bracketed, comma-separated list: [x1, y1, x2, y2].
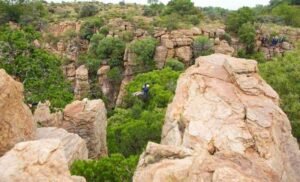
[47, 0, 270, 10]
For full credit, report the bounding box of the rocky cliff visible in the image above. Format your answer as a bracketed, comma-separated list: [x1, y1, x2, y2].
[133, 54, 300, 182]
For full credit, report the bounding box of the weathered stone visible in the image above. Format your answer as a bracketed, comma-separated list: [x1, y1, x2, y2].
[282, 42, 291, 50]
[0, 69, 36, 156]
[36, 127, 88, 166]
[134, 54, 300, 182]
[74, 65, 90, 100]
[154, 46, 168, 69]
[34, 101, 63, 127]
[175, 46, 192, 64]
[63, 99, 107, 159]
[0, 139, 85, 182]
[214, 40, 235, 56]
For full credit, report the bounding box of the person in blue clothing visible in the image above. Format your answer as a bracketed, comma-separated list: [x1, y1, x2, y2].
[142, 83, 150, 99]
[271, 36, 279, 46]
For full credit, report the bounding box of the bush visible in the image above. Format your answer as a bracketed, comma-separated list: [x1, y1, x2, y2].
[120, 31, 134, 42]
[259, 42, 300, 141]
[225, 7, 255, 33]
[129, 37, 158, 70]
[94, 37, 125, 64]
[80, 18, 104, 40]
[0, 26, 73, 109]
[238, 22, 256, 54]
[272, 3, 300, 27]
[79, 4, 98, 18]
[165, 58, 185, 71]
[192, 36, 214, 57]
[107, 67, 123, 84]
[71, 154, 138, 182]
[188, 15, 200, 25]
[220, 33, 232, 44]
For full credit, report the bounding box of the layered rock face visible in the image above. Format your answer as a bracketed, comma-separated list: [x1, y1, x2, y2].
[36, 127, 88, 166]
[62, 99, 107, 159]
[0, 69, 36, 156]
[0, 139, 85, 182]
[134, 54, 300, 182]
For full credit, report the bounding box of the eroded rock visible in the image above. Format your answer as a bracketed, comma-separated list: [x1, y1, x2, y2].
[0, 139, 85, 182]
[36, 127, 88, 166]
[0, 69, 36, 156]
[134, 54, 300, 182]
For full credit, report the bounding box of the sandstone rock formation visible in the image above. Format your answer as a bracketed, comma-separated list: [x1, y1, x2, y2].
[0, 69, 36, 156]
[134, 54, 300, 182]
[62, 99, 107, 159]
[34, 101, 63, 127]
[74, 65, 90, 100]
[33, 99, 107, 159]
[0, 139, 85, 182]
[214, 40, 235, 56]
[36, 127, 88, 166]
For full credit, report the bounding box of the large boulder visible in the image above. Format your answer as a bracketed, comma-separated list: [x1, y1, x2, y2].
[134, 54, 300, 182]
[33, 101, 63, 127]
[0, 69, 36, 156]
[214, 40, 235, 56]
[36, 127, 88, 166]
[0, 139, 85, 182]
[62, 99, 107, 159]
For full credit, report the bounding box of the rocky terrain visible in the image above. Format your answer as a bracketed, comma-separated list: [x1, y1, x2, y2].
[0, 0, 300, 181]
[133, 54, 300, 182]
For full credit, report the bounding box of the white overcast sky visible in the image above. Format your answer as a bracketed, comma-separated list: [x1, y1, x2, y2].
[51, 0, 270, 10]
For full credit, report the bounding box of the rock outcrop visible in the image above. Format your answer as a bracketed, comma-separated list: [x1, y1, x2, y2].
[0, 139, 85, 182]
[34, 101, 63, 127]
[0, 69, 36, 156]
[36, 127, 88, 166]
[33, 99, 108, 159]
[74, 65, 90, 100]
[134, 54, 300, 182]
[62, 99, 107, 159]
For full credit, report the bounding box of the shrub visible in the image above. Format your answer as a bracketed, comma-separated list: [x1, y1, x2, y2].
[220, 33, 232, 44]
[71, 154, 138, 182]
[192, 36, 214, 57]
[0, 26, 73, 109]
[129, 37, 158, 70]
[79, 4, 98, 18]
[238, 22, 256, 54]
[165, 58, 185, 71]
[271, 2, 300, 27]
[259, 42, 300, 141]
[120, 31, 134, 42]
[107, 67, 123, 84]
[99, 26, 110, 35]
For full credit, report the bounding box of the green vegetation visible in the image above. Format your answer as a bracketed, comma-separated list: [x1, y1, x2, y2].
[80, 18, 104, 40]
[225, 7, 255, 33]
[165, 58, 185, 71]
[78, 4, 98, 18]
[259, 43, 300, 141]
[238, 22, 256, 54]
[192, 36, 214, 57]
[0, 25, 73, 108]
[129, 38, 158, 71]
[71, 154, 138, 182]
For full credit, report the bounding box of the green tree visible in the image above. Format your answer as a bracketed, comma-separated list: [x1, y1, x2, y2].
[238, 22, 256, 54]
[78, 4, 99, 18]
[225, 7, 255, 33]
[165, 58, 185, 71]
[0, 26, 73, 108]
[80, 18, 104, 40]
[272, 2, 300, 27]
[129, 38, 158, 71]
[147, 0, 158, 4]
[259, 42, 300, 141]
[165, 0, 199, 16]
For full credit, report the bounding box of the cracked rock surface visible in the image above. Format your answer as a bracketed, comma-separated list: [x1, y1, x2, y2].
[133, 54, 300, 182]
